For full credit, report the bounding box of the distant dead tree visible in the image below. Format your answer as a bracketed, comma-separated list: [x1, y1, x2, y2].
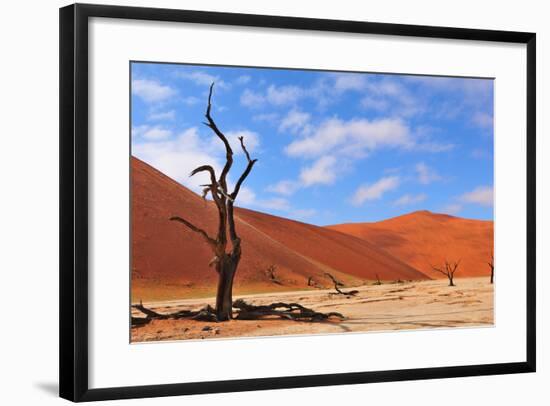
[325, 272, 359, 296]
[307, 276, 315, 286]
[374, 273, 382, 285]
[488, 253, 494, 284]
[130, 83, 343, 325]
[431, 259, 461, 287]
[265, 265, 282, 285]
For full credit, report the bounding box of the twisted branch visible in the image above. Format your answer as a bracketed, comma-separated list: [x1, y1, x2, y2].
[169, 216, 217, 251]
[204, 83, 233, 191]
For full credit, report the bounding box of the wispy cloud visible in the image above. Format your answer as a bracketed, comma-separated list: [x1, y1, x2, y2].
[175, 70, 230, 89]
[278, 109, 312, 135]
[332, 73, 368, 92]
[351, 176, 400, 206]
[440, 185, 493, 216]
[132, 79, 176, 103]
[147, 110, 176, 121]
[441, 203, 463, 215]
[472, 112, 493, 129]
[393, 193, 427, 206]
[300, 156, 338, 186]
[460, 185, 493, 206]
[236, 75, 251, 85]
[266, 180, 300, 196]
[415, 162, 441, 184]
[285, 117, 413, 159]
[132, 125, 173, 141]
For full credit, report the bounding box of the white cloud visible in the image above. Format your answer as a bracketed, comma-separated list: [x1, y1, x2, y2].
[333, 73, 368, 92]
[351, 176, 400, 206]
[182, 96, 200, 106]
[299, 156, 338, 186]
[175, 70, 229, 89]
[278, 109, 312, 135]
[266, 180, 300, 196]
[133, 127, 224, 192]
[360, 97, 389, 112]
[266, 84, 304, 105]
[236, 75, 251, 85]
[439, 185, 493, 216]
[441, 203, 463, 215]
[415, 162, 441, 184]
[358, 78, 423, 117]
[240, 89, 266, 108]
[415, 142, 455, 152]
[253, 112, 279, 123]
[142, 127, 172, 141]
[240, 84, 304, 108]
[132, 79, 176, 103]
[285, 117, 413, 159]
[148, 110, 175, 121]
[472, 112, 493, 129]
[236, 186, 256, 205]
[225, 130, 260, 154]
[258, 198, 291, 211]
[132, 125, 173, 141]
[288, 208, 317, 220]
[236, 187, 291, 212]
[460, 186, 494, 206]
[393, 193, 427, 206]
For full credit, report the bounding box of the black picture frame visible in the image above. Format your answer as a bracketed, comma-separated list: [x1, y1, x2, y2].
[59, 3, 536, 402]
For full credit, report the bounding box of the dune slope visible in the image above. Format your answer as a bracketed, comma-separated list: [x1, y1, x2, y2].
[327, 211, 493, 279]
[131, 157, 428, 301]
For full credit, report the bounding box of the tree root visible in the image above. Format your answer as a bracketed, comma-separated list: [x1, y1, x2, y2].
[232, 299, 344, 322]
[131, 301, 218, 327]
[131, 299, 345, 327]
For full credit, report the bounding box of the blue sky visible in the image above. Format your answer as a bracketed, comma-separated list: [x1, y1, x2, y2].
[131, 62, 494, 226]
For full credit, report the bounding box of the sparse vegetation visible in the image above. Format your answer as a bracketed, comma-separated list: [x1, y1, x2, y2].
[430, 259, 461, 287]
[488, 253, 494, 284]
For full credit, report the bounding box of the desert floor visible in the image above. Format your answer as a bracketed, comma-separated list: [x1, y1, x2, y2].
[131, 276, 494, 343]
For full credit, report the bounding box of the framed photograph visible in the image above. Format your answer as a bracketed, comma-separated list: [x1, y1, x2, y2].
[59, 3, 536, 402]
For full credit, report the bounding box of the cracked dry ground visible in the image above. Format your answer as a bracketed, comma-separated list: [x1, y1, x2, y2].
[131, 276, 493, 342]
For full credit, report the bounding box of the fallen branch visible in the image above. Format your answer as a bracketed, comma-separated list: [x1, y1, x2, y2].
[131, 300, 218, 326]
[324, 272, 359, 296]
[233, 299, 344, 322]
[131, 299, 345, 327]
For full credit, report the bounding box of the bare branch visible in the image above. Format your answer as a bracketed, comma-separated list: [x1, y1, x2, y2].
[189, 164, 226, 243]
[170, 216, 217, 251]
[430, 264, 449, 277]
[230, 135, 258, 200]
[227, 135, 257, 245]
[190, 165, 217, 187]
[205, 83, 233, 189]
[238, 136, 252, 162]
[324, 272, 358, 296]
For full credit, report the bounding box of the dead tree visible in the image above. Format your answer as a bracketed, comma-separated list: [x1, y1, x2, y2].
[374, 273, 382, 285]
[325, 272, 359, 296]
[488, 253, 494, 284]
[307, 276, 314, 286]
[157, 83, 344, 323]
[169, 83, 257, 321]
[431, 259, 461, 287]
[265, 264, 282, 285]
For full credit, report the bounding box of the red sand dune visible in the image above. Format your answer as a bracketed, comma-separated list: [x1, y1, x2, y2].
[131, 157, 428, 301]
[327, 211, 493, 280]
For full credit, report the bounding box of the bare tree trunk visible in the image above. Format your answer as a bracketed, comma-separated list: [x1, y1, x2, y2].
[214, 255, 237, 321]
[448, 275, 455, 287]
[490, 268, 494, 284]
